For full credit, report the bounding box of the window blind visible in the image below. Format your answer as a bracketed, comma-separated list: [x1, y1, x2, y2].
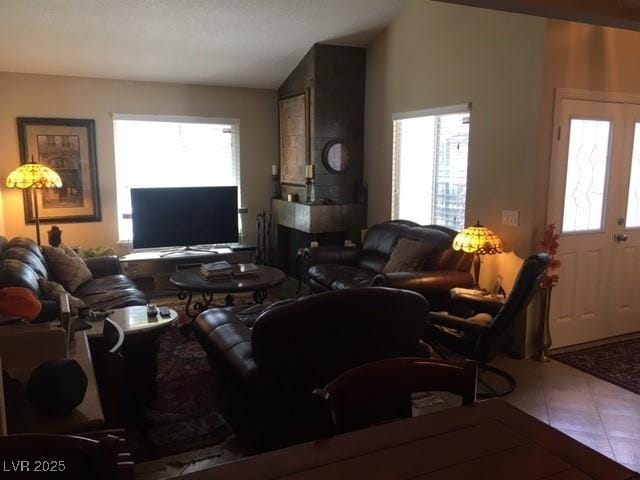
[113, 115, 242, 243]
[391, 105, 470, 230]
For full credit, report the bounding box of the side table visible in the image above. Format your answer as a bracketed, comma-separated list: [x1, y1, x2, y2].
[87, 306, 178, 411]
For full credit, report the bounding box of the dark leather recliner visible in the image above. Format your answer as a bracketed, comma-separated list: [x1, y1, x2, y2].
[193, 287, 430, 450]
[0, 236, 147, 318]
[301, 220, 474, 310]
[423, 253, 551, 396]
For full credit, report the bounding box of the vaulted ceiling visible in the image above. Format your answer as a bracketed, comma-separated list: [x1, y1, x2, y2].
[0, 0, 408, 89]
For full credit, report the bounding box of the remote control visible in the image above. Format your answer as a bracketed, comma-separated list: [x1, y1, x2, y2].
[159, 307, 171, 317]
[147, 303, 158, 316]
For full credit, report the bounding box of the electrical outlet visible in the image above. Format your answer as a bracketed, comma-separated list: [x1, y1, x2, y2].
[502, 210, 519, 227]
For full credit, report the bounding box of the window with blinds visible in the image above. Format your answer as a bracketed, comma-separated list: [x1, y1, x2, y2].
[113, 114, 241, 242]
[391, 105, 470, 231]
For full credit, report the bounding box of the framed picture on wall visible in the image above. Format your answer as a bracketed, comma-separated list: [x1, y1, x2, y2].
[278, 90, 309, 186]
[17, 117, 101, 223]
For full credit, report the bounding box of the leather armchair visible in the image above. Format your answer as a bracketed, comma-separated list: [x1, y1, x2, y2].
[193, 287, 430, 450]
[300, 220, 474, 309]
[423, 253, 551, 396]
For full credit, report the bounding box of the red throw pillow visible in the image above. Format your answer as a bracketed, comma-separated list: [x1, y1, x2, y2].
[0, 287, 42, 322]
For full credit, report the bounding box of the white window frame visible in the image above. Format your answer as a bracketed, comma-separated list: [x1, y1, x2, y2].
[112, 113, 242, 244]
[391, 103, 471, 229]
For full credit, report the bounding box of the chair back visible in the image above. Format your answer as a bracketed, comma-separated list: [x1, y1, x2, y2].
[316, 357, 477, 433]
[251, 287, 430, 390]
[0, 433, 119, 479]
[358, 221, 470, 273]
[477, 253, 550, 361]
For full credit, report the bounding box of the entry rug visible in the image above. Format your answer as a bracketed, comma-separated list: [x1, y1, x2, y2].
[551, 337, 640, 395]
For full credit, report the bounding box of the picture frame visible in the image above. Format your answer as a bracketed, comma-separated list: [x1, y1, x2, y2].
[17, 117, 101, 223]
[278, 90, 309, 186]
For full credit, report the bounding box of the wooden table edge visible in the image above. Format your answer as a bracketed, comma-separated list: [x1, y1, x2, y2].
[180, 400, 638, 480]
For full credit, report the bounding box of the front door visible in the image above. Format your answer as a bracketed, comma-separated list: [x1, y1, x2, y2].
[548, 98, 640, 347]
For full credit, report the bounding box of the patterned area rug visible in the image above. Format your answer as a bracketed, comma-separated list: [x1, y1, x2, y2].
[551, 337, 640, 395]
[131, 295, 257, 462]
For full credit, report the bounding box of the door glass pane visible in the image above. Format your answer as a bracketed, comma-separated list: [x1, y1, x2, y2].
[625, 123, 640, 228]
[562, 118, 611, 233]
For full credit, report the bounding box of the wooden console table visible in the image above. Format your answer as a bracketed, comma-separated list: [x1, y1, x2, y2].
[3, 331, 104, 434]
[120, 246, 256, 295]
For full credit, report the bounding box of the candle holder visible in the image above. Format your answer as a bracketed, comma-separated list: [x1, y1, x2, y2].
[306, 178, 316, 204]
[272, 174, 281, 199]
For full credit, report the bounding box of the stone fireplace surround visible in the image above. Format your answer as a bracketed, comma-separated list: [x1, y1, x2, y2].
[272, 44, 367, 273]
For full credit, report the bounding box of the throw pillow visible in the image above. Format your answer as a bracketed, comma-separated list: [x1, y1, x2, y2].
[38, 279, 87, 315]
[42, 245, 93, 293]
[466, 313, 494, 326]
[383, 237, 436, 273]
[0, 287, 42, 322]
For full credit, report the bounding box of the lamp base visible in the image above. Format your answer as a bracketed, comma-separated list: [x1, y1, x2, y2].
[473, 253, 481, 289]
[33, 188, 41, 246]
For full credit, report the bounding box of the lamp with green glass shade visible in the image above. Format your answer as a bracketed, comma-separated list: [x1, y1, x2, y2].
[452, 220, 503, 289]
[6, 159, 63, 246]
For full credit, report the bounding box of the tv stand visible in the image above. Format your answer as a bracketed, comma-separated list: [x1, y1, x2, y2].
[159, 245, 222, 257]
[120, 244, 256, 296]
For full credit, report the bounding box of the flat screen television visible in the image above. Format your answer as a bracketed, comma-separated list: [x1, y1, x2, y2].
[131, 186, 238, 249]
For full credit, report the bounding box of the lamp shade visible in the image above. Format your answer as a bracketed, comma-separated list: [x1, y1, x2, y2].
[6, 162, 62, 190]
[453, 221, 503, 255]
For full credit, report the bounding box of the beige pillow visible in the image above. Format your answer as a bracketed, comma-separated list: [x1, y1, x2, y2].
[383, 237, 436, 273]
[38, 278, 87, 315]
[43, 245, 93, 293]
[466, 313, 494, 326]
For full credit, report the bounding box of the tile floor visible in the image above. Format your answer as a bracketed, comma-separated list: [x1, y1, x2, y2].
[494, 356, 640, 473]
[136, 355, 640, 478]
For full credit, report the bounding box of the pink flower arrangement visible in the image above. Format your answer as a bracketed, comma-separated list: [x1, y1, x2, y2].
[537, 223, 561, 288]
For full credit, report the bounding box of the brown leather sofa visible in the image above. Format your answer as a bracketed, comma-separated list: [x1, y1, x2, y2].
[0, 236, 146, 320]
[193, 287, 430, 450]
[301, 220, 474, 310]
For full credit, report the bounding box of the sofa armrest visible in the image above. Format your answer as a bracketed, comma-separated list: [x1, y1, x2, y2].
[427, 311, 487, 335]
[373, 270, 473, 309]
[301, 246, 360, 267]
[34, 299, 60, 323]
[84, 256, 123, 278]
[193, 308, 262, 387]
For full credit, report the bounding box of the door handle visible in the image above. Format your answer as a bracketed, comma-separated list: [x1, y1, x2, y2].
[614, 233, 629, 242]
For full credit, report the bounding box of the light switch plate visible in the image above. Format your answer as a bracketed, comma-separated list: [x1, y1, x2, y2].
[502, 210, 519, 227]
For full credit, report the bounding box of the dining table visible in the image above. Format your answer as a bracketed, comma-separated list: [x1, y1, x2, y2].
[181, 399, 638, 480]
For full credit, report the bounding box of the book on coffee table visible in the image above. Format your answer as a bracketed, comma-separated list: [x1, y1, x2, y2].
[200, 260, 233, 279]
[232, 263, 259, 278]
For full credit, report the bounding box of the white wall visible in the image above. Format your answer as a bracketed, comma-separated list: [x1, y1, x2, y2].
[0, 72, 278, 249]
[364, 0, 546, 269]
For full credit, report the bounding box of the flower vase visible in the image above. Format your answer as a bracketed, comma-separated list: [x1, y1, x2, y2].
[536, 287, 553, 362]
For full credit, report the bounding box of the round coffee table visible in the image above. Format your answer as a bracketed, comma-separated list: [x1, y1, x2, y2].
[170, 265, 286, 323]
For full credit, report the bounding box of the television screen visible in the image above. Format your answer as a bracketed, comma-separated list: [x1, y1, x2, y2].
[131, 186, 238, 249]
